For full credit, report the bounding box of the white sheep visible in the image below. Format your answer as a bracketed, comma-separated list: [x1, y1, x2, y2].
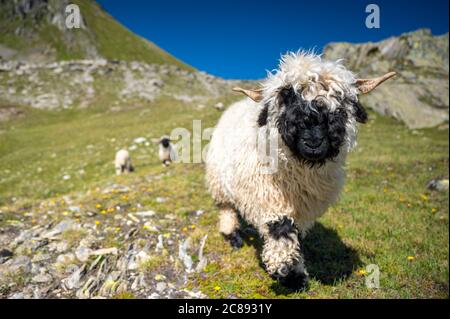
[115, 149, 134, 175]
[205, 51, 396, 289]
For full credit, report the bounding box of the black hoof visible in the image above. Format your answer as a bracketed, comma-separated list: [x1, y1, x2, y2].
[272, 264, 309, 291]
[224, 231, 244, 250]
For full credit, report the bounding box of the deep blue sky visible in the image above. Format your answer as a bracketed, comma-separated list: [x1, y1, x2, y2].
[97, 0, 449, 79]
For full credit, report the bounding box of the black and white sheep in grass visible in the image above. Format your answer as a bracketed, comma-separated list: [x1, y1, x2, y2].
[205, 51, 396, 289]
[115, 149, 134, 175]
[158, 136, 175, 167]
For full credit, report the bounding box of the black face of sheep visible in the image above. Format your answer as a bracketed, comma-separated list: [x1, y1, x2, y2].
[275, 86, 349, 165]
[160, 138, 170, 148]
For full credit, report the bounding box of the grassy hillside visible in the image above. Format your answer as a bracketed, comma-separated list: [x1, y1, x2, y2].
[0, 96, 448, 299]
[0, 0, 192, 70]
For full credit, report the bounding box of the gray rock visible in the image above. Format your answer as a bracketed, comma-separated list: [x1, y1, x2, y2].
[7, 256, 32, 275]
[8, 292, 25, 299]
[32, 272, 52, 283]
[178, 238, 193, 272]
[75, 246, 92, 262]
[62, 264, 87, 290]
[323, 29, 449, 129]
[32, 253, 51, 262]
[56, 253, 75, 265]
[42, 220, 74, 238]
[156, 282, 167, 292]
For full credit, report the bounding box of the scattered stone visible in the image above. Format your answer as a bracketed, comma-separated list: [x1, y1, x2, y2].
[91, 248, 118, 256]
[178, 239, 193, 272]
[156, 197, 167, 203]
[32, 253, 51, 263]
[42, 220, 75, 238]
[156, 282, 167, 292]
[5, 256, 32, 275]
[135, 210, 156, 218]
[133, 137, 147, 144]
[9, 293, 25, 299]
[196, 235, 208, 273]
[32, 272, 52, 283]
[56, 253, 75, 265]
[76, 246, 92, 262]
[62, 264, 87, 290]
[102, 184, 130, 194]
[156, 235, 164, 251]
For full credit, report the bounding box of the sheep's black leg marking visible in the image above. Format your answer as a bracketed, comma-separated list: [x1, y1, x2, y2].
[267, 216, 297, 240]
[264, 216, 309, 291]
[270, 255, 309, 291]
[223, 230, 244, 250]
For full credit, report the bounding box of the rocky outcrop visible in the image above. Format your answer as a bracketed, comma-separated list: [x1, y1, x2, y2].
[0, 0, 96, 62]
[0, 59, 241, 110]
[0, 0, 191, 69]
[324, 29, 449, 129]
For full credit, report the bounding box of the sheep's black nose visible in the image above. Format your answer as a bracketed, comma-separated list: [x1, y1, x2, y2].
[304, 138, 324, 149]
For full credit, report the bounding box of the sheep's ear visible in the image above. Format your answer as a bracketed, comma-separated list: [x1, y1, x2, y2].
[233, 87, 263, 102]
[356, 72, 397, 94]
[351, 101, 368, 124]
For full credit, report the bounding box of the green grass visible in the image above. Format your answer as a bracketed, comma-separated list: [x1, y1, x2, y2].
[0, 99, 448, 298]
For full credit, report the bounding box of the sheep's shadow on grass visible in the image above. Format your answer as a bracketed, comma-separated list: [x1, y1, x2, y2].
[240, 222, 362, 295]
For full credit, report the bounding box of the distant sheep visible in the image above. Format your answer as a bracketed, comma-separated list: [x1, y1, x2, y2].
[158, 136, 174, 167]
[115, 149, 134, 175]
[205, 51, 396, 289]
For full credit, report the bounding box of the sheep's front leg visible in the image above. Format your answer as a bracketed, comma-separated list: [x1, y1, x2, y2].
[219, 207, 243, 249]
[261, 216, 308, 290]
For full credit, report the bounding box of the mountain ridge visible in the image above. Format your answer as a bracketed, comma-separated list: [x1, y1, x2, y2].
[324, 29, 449, 129]
[0, 0, 192, 70]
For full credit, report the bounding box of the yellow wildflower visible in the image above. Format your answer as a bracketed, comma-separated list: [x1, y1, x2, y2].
[154, 274, 166, 281]
[407, 256, 415, 262]
[214, 286, 221, 291]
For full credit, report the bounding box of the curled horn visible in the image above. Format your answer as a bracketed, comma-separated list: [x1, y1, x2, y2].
[233, 87, 263, 102]
[356, 72, 397, 94]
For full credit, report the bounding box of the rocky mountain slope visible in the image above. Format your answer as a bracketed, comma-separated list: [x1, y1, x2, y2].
[0, 0, 242, 112]
[0, 59, 238, 111]
[0, 0, 190, 69]
[324, 29, 449, 129]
